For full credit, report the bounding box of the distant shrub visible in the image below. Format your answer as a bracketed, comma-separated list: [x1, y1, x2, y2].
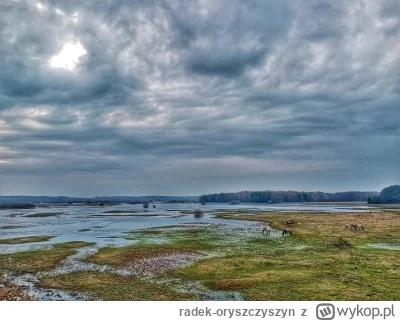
[332, 238, 352, 249]
[367, 196, 381, 204]
[193, 209, 204, 218]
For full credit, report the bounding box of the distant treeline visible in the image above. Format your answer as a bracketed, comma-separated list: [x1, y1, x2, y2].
[368, 185, 400, 204]
[0, 203, 36, 209]
[0, 195, 198, 204]
[200, 190, 378, 203]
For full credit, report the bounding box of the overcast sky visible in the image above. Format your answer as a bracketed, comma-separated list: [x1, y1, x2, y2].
[0, 0, 399, 196]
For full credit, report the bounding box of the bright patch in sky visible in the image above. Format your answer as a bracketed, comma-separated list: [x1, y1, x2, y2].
[72, 12, 79, 23]
[36, 2, 46, 10]
[55, 8, 65, 16]
[49, 42, 86, 70]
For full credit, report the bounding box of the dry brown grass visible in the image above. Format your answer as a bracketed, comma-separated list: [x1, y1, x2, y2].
[0, 285, 32, 301]
[236, 211, 400, 244]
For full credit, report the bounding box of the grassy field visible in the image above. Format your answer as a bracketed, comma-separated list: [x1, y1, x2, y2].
[0, 241, 95, 300]
[1, 210, 399, 300]
[170, 211, 400, 300]
[177, 213, 400, 300]
[0, 241, 95, 274]
[40, 271, 194, 300]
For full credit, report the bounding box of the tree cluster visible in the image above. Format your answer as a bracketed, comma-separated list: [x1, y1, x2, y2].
[200, 190, 378, 203]
[368, 185, 400, 204]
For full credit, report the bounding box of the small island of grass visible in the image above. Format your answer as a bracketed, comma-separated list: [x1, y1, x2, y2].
[25, 212, 61, 218]
[0, 235, 55, 244]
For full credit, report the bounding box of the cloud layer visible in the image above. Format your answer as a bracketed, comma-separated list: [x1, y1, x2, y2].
[0, 0, 399, 196]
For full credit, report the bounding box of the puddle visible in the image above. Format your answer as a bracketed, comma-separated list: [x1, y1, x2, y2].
[292, 244, 309, 250]
[367, 243, 400, 250]
[161, 279, 242, 301]
[0, 243, 53, 254]
[47, 245, 132, 277]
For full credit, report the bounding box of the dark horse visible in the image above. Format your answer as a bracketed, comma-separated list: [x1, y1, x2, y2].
[282, 228, 292, 236]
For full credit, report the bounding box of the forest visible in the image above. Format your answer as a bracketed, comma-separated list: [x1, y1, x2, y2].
[200, 190, 378, 203]
[368, 185, 400, 204]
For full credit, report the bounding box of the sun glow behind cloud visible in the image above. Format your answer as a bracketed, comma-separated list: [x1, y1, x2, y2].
[36, 2, 46, 11]
[49, 42, 86, 70]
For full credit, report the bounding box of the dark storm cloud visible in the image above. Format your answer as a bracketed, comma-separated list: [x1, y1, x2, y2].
[185, 47, 266, 77]
[0, 0, 399, 196]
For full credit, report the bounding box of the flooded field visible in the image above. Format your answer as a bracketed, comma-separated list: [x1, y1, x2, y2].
[0, 202, 373, 254]
[1, 202, 399, 301]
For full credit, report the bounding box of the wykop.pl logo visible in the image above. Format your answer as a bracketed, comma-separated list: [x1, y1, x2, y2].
[316, 303, 336, 320]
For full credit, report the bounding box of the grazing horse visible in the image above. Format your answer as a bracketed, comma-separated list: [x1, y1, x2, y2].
[345, 223, 365, 230]
[286, 218, 296, 225]
[262, 227, 271, 236]
[282, 228, 292, 236]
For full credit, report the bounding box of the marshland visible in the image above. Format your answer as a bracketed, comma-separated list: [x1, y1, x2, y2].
[1, 202, 399, 301]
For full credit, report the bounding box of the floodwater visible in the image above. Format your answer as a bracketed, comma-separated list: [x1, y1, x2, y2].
[0, 202, 373, 254]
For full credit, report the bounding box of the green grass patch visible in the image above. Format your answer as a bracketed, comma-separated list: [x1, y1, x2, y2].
[39, 271, 194, 300]
[171, 246, 400, 300]
[127, 225, 226, 251]
[25, 212, 61, 218]
[85, 226, 228, 270]
[0, 235, 55, 244]
[0, 241, 95, 274]
[163, 211, 400, 300]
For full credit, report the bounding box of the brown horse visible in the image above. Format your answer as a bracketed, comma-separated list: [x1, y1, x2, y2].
[345, 223, 365, 230]
[282, 228, 292, 236]
[286, 218, 295, 225]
